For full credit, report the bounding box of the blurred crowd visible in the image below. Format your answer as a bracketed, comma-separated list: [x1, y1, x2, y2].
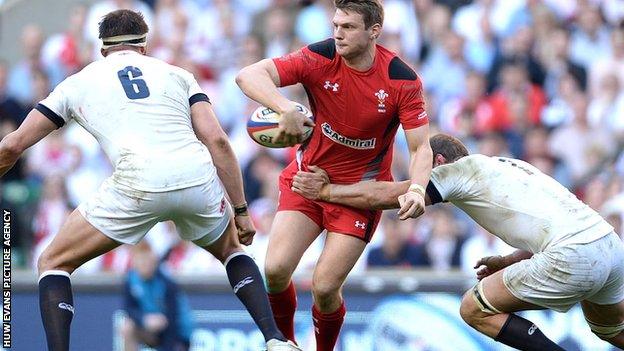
[1, 0, 624, 277]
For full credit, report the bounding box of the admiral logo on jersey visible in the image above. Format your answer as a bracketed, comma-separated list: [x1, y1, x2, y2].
[321, 122, 376, 150]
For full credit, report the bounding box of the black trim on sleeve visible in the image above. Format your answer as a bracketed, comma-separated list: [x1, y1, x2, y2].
[35, 103, 65, 128]
[388, 57, 417, 81]
[426, 181, 443, 204]
[307, 38, 336, 60]
[189, 93, 210, 106]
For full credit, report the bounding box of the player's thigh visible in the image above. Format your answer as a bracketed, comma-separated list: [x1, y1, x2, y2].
[582, 299, 624, 327]
[194, 214, 242, 263]
[265, 210, 322, 277]
[312, 232, 367, 296]
[469, 268, 543, 315]
[37, 209, 121, 274]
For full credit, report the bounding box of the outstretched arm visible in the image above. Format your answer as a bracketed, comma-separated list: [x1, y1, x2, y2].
[0, 109, 57, 176]
[292, 166, 425, 210]
[191, 101, 255, 244]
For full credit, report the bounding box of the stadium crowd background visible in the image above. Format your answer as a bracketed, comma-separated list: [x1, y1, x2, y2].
[1, 0, 623, 279]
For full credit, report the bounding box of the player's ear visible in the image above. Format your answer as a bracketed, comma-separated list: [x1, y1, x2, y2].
[139, 46, 147, 55]
[370, 23, 381, 40]
[433, 154, 447, 167]
[100, 48, 107, 57]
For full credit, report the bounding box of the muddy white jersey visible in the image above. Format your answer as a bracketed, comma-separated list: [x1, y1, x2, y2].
[38, 50, 215, 192]
[428, 154, 613, 253]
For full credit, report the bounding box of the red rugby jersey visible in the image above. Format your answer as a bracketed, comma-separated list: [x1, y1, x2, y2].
[273, 38, 428, 184]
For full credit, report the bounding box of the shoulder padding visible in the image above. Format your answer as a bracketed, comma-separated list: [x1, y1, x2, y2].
[307, 38, 336, 60]
[388, 56, 417, 81]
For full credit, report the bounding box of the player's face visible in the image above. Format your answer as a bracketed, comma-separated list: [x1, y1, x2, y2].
[332, 9, 377, 59]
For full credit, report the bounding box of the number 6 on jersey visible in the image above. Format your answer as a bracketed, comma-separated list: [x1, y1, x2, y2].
[117, 66, 150, 99]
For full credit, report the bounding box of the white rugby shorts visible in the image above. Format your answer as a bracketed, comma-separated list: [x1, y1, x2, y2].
[503, 231, 624, 312]
[78, 177, 231, 246]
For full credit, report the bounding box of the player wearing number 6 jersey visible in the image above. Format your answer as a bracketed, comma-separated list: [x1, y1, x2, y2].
[0, 10, 299, 351]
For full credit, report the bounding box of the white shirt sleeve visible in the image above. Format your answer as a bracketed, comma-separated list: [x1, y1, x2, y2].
[37, 78, 74, 128]
[177, 68, 209, 104]
[429, 156, 475, 202]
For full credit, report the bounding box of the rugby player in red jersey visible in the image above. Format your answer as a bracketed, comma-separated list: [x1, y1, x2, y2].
[236, 1, 432, 349]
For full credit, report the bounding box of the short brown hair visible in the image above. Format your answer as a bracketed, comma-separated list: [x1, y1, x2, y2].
[98, 9, 148, 39]
[430, 134, 469, 163]
[334, 0, 384, 29]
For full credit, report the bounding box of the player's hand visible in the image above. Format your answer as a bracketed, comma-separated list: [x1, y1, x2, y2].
[143, 313, 168, 332]
[234, 213, 256, 245]
[397, 191, 425, 220]
[275, 103, 315, 147]
[292, 165, 330, 200]
[474, 255, 507, 280]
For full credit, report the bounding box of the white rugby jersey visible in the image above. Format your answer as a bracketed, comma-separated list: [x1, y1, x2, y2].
[427, 154, 613, 253]
[37, 50, 216, 192]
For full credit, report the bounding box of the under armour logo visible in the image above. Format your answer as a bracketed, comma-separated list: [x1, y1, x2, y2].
[528, 324, 537, 335]
[324, 81, 339, 92]
[355, 220, 366, 229]
[233, 276, 254, 293]
[58, 302, 74, 314]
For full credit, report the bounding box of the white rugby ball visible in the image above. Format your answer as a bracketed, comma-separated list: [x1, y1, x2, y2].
[246, 103, 314, 148]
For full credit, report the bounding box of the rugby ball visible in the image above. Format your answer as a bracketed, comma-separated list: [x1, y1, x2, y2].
[247, 103, 314, 148]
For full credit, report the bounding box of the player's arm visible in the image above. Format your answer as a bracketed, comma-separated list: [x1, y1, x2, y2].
[190, 101, 256, 244]
[292, 166, 428, 209]
[191, 101, 245, 206]
[236, 58, 314, 146]
[474, 249, 533, 280]
[397, 125, 433, 220]
[0, 109, 58, 177]
[326, 180, 410, 209]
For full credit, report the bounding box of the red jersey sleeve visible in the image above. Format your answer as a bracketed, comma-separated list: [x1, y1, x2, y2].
[272, 39, 335, 87]
[273, 49, 309, 87]
[397, 78, 428, 130]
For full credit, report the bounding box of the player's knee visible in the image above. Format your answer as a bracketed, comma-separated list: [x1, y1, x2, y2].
[312, 279, 341, 304]
[264, 261, 292, 291]
[460, 290, 483, 326]
[37, 250, 74, 275]
[586, 318, 624, 341]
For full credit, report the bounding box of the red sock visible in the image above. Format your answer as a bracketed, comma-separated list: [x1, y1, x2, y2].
[268, 281, 297, 343]
[312, 301, 346, 351]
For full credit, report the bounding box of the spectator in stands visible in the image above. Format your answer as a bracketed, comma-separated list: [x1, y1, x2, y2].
[31, 175, 71, 270]
[423, 207, 465, 271]
[589, 26, 624, 99]
[488, 58, 547, 132]
[587, 73, 624, 136]
[539, 25, 587, 99]
[549, 93, 615, 183]
[121, 241, 195, 351]
[438, 71, 495, 138]
[421, 31, 469, 109]
[460, 226, 514, 274]
[8, 25, 53, 106]
[367, 213, 428, 268]
[41, 5, 89, 85]
[569, 4, 612, 69]
[0, 60, 26, 124]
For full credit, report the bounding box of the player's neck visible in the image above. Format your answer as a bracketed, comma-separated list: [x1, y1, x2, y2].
[342, 44, 376, 72]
